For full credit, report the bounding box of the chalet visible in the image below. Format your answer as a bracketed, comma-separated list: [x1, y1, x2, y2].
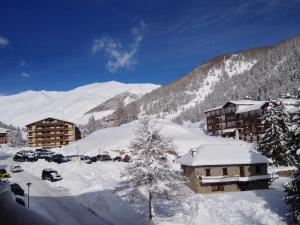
[0, 128, 9, 144]
[176, 143, 277, 193]
[204, 100, 269, 143]
[26, 117, 81, 148]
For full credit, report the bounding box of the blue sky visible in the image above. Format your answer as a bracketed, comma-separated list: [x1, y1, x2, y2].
[0, 0, 300, 94]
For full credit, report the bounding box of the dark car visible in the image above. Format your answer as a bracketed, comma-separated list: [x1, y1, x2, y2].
[15, 197, 25, 207]
[98, 155, 112, 161]
[89, 156, 97, 162]
[80, 156, 91, 161]
[113, 156, 122, 162]
[46, 154, 69, 164]
[42, 169, 62, 182]
[10, 183, 25, 196]
[13, 154, 26, 162]
[123, 155, 131, 163]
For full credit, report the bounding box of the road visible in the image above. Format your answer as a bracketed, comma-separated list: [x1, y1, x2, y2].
[0, 151, 111, 225]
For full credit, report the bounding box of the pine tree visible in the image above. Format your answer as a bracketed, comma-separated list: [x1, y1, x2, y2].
[117, 117, 185, 221]
[291, 102, 300, 155]
[284, 176, 300, 223]
[10, 127, 24, 147]
[258, 101, 297, 166]
[87, 115, 96, 134]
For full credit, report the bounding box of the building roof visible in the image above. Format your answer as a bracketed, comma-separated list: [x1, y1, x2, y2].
[176, 143, 272, 166]
[204, 100, 267, 113]
[236, 102, 267, 114]
[204, 105, 223, 113]
[0, 128, 8, 134]
[26, 117, 74, 127]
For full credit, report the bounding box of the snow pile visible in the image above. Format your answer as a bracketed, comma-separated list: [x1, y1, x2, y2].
[176, 143, 271, 166]
[0, 81, 159, 127]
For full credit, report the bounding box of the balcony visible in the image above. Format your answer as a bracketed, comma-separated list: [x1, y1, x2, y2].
[199, 173, 278, 184]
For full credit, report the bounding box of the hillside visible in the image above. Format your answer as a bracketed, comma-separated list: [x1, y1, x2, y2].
[0, 81, 159, 127]
[134, 35, 300, 122]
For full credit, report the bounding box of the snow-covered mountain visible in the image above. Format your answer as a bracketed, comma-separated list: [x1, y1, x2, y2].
[134, 35, 300, 122]
[0, 81, 159, 127]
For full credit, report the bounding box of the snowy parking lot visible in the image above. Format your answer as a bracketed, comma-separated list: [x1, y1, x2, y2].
[0, 146, 293, 225]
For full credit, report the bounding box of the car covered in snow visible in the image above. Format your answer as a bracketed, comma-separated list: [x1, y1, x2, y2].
[10, 183, 25, 196]
[0, 169, 10, 179]
[42, 169, 62, 182]
[10, 165, 24, 173]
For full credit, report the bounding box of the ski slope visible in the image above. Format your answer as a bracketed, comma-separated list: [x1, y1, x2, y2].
[0, 81, 159, 127]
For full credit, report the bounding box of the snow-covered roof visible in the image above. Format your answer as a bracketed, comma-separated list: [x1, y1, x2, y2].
[204, 100, 267, 113]
[236, 102, 267, 114]
[176, 143, 271, 166]
[229, 100, 266, 106]
[204, 105, 223, 113]
[222, 128, 236, 133]
[0, 128, 8, 134]
[285, 105, 299, 114]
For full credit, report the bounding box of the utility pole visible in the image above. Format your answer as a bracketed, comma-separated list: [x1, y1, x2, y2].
[26, 182, 32, 208]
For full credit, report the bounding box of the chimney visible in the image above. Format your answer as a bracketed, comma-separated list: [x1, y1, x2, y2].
[191, 149, 196, 157]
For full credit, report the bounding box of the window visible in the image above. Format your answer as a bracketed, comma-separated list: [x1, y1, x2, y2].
[222, 168, 228, 176]
[255, 165, 261, 174]
[240, 167, 245, 177]
[212, 185, 224, 192]
[205, 169, 211, 176]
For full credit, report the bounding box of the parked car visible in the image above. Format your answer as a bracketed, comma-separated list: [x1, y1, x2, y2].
[45, 154, 69, 164]
[15, 197, 25, 207]
[10, 183, 25, 196]
[85, 160, 93, 164]
[123, 155, 131, 163]
[10, 165, 24, 173]
[80, 156, 91, 161]
[42, 169, 62, 182]
[98, 155, 112, 161]
[38, 151, 54, 159]
[0, 169, 10, 178]
[91, 156, 98, 162]
[113, 156, 122, 162]
[13, 154, 26, 162]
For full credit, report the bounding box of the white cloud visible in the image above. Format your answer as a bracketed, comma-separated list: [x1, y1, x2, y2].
[20, 72, 31, 78]
[92, 21, 145, 73]
[0, 36, 9, 47]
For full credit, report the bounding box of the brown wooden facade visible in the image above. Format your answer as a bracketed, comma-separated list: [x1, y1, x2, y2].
[205, 101, 269, 143]
[26, 117, 81, 148]
[0, 130, 8, 144]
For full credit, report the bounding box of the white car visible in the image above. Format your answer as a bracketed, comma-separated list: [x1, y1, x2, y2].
[10, 165, 24, 173]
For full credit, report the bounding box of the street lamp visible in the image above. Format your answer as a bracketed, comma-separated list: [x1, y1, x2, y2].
[26, 182, 32, 208]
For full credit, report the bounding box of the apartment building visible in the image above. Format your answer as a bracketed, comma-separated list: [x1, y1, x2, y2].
[26, 117, 81, 148]
[204, 100, 269, 143]
[0, 128, 9, 144]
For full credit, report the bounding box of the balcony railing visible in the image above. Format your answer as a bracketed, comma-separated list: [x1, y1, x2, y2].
[199, 173, 278, 184]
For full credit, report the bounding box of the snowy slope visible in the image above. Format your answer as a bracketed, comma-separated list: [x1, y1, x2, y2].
[59, 118, 245, 157]
[0, 81, 159, 127]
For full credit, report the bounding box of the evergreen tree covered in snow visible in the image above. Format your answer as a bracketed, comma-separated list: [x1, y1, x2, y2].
[87, 115, 96, 134]
[291, 99, 300, 155]
[118, 117, 185, 220]
[10, 127, 24, 147]
[284, 176, 300, 223]
[258, 101, 296, 166]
